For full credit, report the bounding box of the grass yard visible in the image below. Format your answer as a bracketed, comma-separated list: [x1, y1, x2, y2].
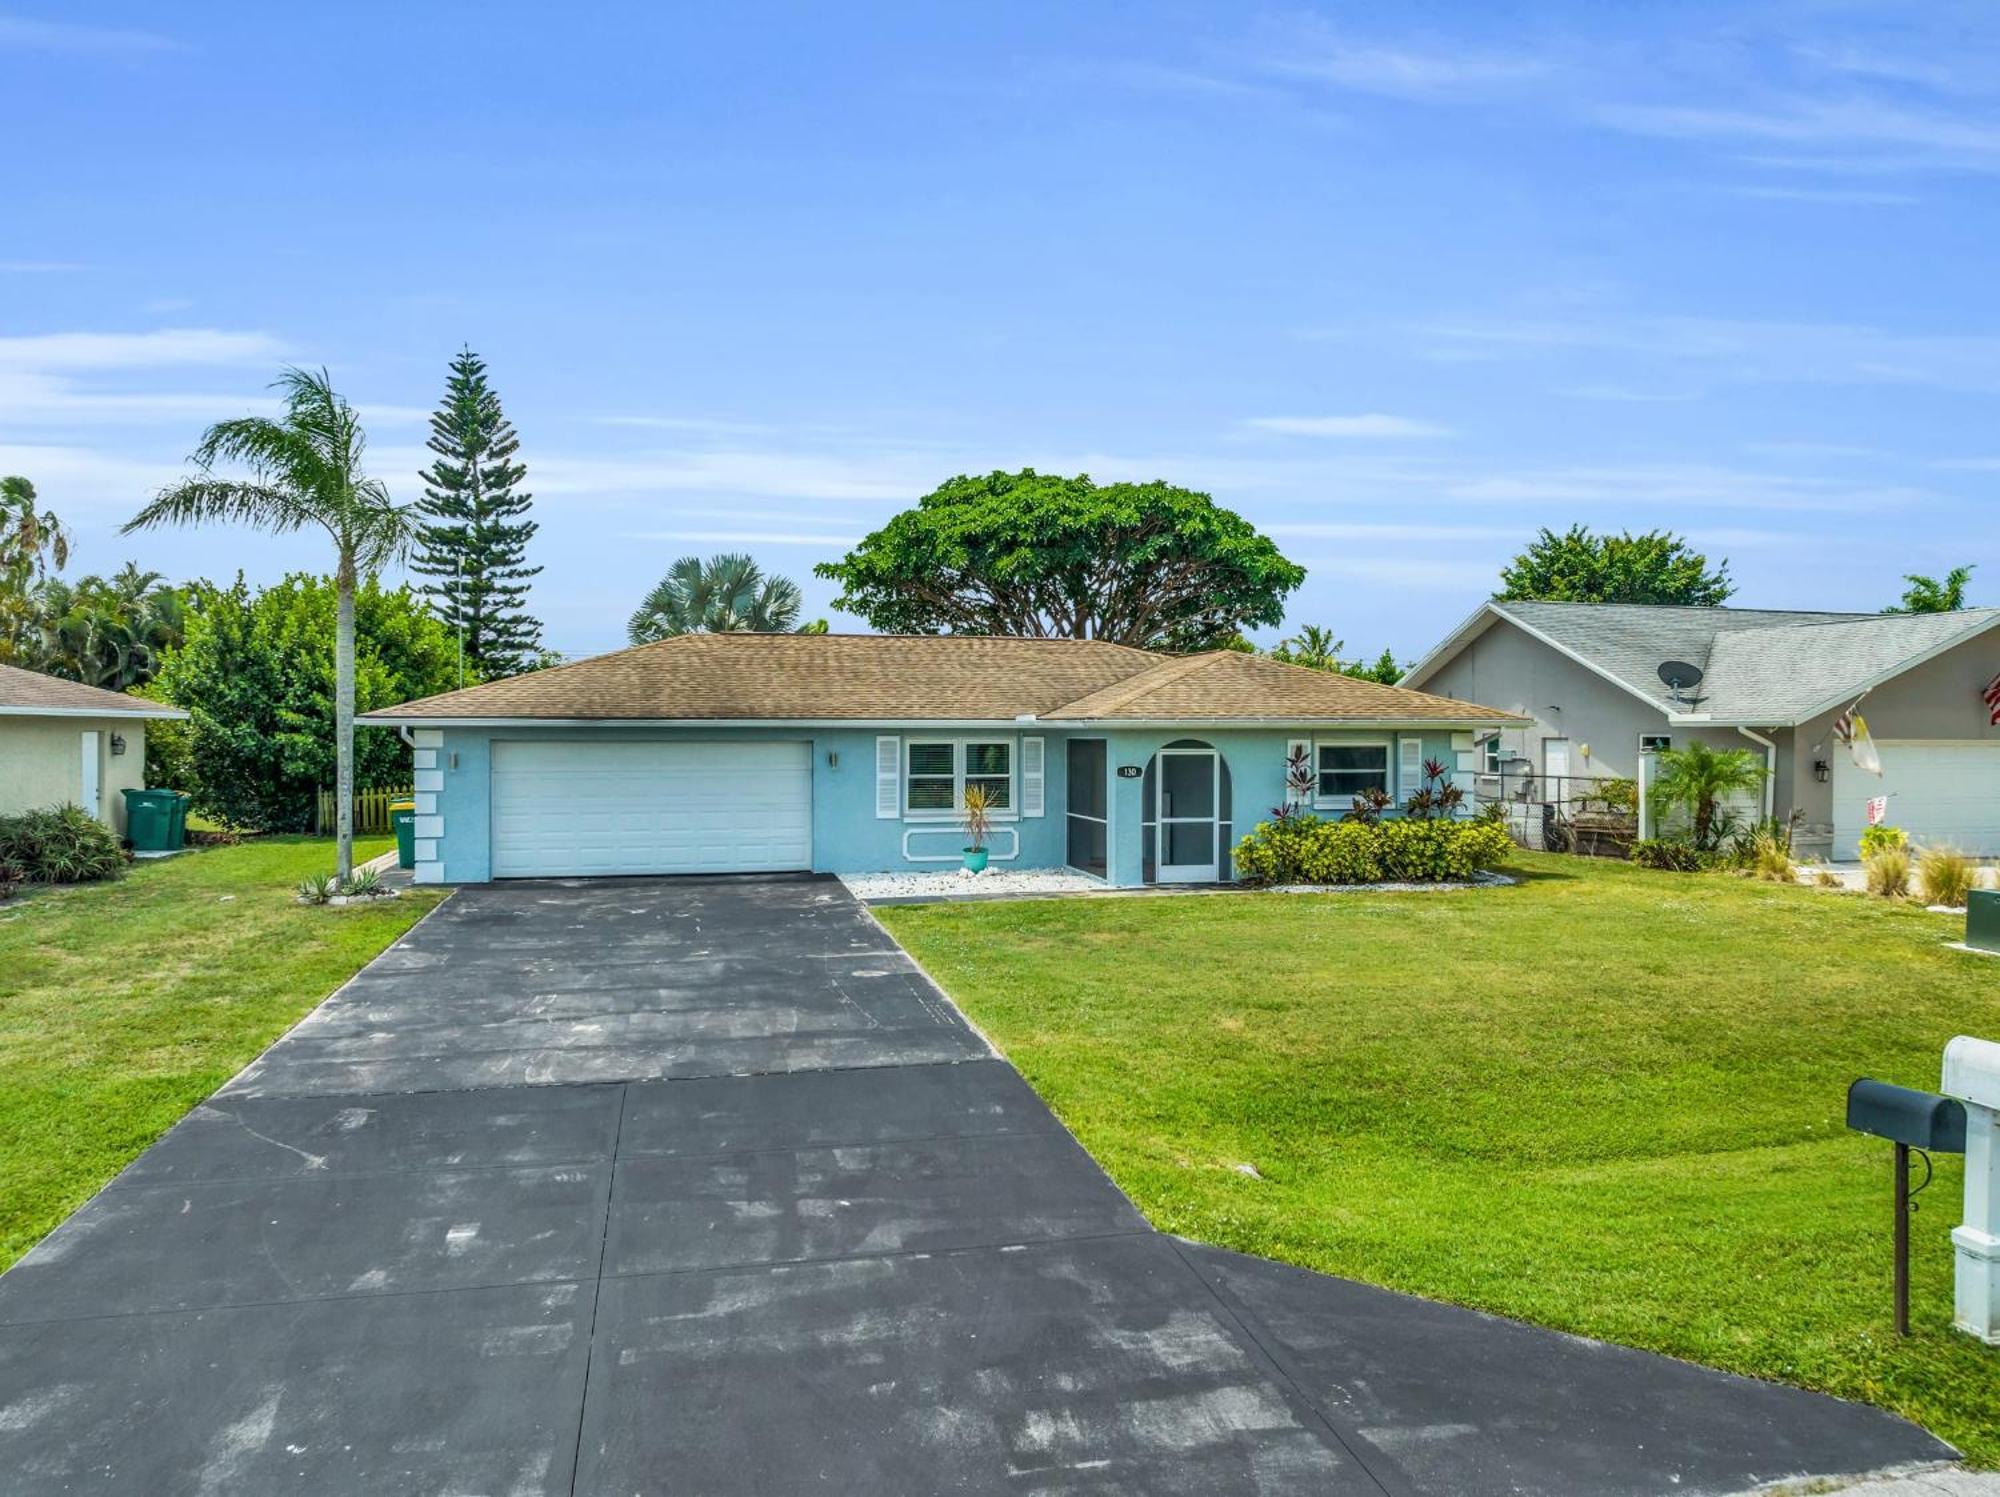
[0, 837, 444, 1268]
[878, 853, 2000, 1465]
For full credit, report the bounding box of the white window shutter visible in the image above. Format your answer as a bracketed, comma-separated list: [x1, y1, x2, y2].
[1021, 736, 1045, 817]
[1398, 738, 1424, 801]
[875, 736, 900, 818]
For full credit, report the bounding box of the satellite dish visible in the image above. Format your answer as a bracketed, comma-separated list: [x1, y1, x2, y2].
[1657, 660, 1704, 703]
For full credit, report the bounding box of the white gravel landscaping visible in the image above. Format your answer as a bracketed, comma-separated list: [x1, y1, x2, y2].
[840, 867, 1109, 900]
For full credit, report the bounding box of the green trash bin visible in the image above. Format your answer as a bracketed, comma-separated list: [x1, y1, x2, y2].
[165, 791, 190, 850]
[1970, 889, 2000, 954]
[121, 788, 176, 852]
[390, 800, 417, 871]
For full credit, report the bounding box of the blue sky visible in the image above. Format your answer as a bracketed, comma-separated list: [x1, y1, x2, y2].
[4, 2, 1996, 660]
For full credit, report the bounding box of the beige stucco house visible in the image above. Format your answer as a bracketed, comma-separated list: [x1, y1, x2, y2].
[1406, 601, 2000, 860]
[0, 664, 187, 836]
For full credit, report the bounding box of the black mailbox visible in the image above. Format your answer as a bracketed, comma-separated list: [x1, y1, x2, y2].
[1846, 1078, 1967, 1153]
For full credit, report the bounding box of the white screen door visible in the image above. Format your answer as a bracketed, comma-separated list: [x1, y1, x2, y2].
[79, 731, 101, 820]
[1543, 738, 1570, 784]
[1156, 748, 1219, 883]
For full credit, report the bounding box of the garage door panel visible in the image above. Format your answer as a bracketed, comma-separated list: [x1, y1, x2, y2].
[1833, 741, 2000, 858]
[491, 741, 812, 878]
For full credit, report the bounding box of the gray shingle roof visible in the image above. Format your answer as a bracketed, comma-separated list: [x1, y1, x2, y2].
[1490, 601, 2000, 723]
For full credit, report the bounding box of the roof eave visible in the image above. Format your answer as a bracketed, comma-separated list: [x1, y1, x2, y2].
[1401, 600, 1506, 689]
[0, 703, 187, 720]
[358, 711, 1528, 729]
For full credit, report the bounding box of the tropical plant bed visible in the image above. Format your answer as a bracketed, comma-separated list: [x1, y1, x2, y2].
[0, 836, 443, 1269]
[877, 852, 2000, 1465]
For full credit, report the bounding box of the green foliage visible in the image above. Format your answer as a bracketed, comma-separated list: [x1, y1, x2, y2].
[1647, 740, 1767, 850]
[1267, 624, 1404, 682]
[1630, 838, 1710, 872]
[1233, 813, 1512, 885]
[1746, 826, 1797, 882]
[0, 805, 126, 884]
[340, 866, 382, 898]
[0, 475, 70, 665]
[815, 469, 1305, 651]
[628, 553, 806, 642]
[297, 871, 337, 904]
[411, 348, 543, 676]
[16, 564, 186, 691]
[1915, 845, 1975, 907]
[155, 574, 462, 831]
[1497, 524, 1733, 606]
[1884, 565, 1975, 614]
[1858, 824, 1908, 858]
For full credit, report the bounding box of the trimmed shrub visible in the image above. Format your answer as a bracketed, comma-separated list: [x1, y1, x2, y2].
[0, 804, 127, 885]
[1916, 844, 1975, 907]
[1858, 824, 1908, 859]
[1865, 846, 1910, 899]
[1233, 814, 1512, 886]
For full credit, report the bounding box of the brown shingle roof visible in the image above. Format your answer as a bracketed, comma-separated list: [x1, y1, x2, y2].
[0, 663, 185, 717]
[361, 633, 1523, 725]
[1052, 649, 1523, 722]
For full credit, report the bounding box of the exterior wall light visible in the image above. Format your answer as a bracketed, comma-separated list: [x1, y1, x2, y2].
[1814, 759, 1831, 783]
[109, 733, 127, 756]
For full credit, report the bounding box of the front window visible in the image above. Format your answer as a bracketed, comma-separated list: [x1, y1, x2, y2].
[1317, 743, 1389, 802]
[1483, 736, 1502, 774]
[905, 739, 1012, 816]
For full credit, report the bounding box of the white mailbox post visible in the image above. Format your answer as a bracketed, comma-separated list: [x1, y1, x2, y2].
[1943, 1035, 2000, 1344]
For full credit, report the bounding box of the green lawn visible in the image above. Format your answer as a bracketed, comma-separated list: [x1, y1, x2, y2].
[878, 854, 2000, 1465]
[0, 838, 444, 1268]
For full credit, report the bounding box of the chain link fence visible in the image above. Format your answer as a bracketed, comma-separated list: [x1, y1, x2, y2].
[1471, 766, 1640, 856]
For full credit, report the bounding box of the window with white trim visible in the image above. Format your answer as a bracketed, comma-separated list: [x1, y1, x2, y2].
[1640, 733, 1671, 754]
[1483, 736, 1503, 773]
[904, 739, 1013, 817]
[1316, 742, 1389, 802]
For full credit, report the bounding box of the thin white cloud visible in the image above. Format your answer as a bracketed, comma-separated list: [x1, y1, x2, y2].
[1298, 555, 1500, 589]
[1421, 314, 2000, 393]
[0, 328, 285, 371]
[1265, 521, 1518, 542]
[0, 259, 83, 273]
[0, 14, 184, 55]
[1727, 184, 1920, 205]
[1442, 461, 1924, 513]
[620, 530, 861, 549]
[1243, 414, 1452, 439]
[1259, 25, 1550, 102]
[1599, 97, 2000, 171]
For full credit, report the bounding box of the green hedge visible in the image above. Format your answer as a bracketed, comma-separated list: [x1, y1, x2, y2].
[1234, 814, 1515, 885]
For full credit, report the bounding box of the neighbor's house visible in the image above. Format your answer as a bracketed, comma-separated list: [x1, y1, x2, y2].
[1404, 601, 2000, 860]
[357, 633, 1525, 886]
[0, 663, 187, 837]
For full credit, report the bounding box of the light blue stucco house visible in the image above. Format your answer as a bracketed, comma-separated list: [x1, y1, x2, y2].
[358, 633, 1524, 887]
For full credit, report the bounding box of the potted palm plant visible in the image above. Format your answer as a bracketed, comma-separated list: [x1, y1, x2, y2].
[961, 785, 994, 873]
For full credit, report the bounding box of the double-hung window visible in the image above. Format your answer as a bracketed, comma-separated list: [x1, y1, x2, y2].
[1316, 742, 1389, 804]
[904, 739, 1012, 817]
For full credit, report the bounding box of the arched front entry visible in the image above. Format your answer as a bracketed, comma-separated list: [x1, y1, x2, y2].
[1140, 739, 1234, 883]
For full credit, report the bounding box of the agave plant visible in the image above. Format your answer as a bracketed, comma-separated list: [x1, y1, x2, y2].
[340, 866, 383, 898]
[297, 872, 337, 904]
[961, 784, 994, 853]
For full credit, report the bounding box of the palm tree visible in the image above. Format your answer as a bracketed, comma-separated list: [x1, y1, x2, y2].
[1, 475, 69, 664]
[627, 553, 805, 643]
[1271, 624, 1344, 672]
[1648, 741, 1768, 850]
[125, 368, 412, 879]
[1885, 565, 1975, 614]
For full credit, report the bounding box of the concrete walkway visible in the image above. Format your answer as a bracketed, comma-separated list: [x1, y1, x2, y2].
[0, 875, 1961, 1494]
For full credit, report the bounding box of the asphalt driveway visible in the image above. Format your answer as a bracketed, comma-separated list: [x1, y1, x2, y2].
[0, 875, 1956, 1494]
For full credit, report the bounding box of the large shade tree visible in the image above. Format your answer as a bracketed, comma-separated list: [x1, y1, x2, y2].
[815, 469, 1304, 651]
[1498, 525, 1733, 606]
[125, 368, 412, 879]
[627, 553, 807, 642]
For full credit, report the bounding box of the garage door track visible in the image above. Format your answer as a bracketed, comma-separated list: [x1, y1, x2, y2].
[0, 875, 1955, 1494]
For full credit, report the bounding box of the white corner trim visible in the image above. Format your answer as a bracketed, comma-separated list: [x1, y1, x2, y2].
[413, 863, 445, 884]
[414, 814, 443, 840]
[412, 748, 437, 769]
[413, 838, 439, 863]
[411, 727, 443, 747]
[413, 768, 444, 793]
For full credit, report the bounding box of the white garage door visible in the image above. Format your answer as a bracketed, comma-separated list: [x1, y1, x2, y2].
[491, 740, 812, 878]
[1833, 740, 2000, 859]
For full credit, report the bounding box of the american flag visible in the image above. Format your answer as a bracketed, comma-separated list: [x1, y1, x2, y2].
[1985, 668, 2000, 727]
